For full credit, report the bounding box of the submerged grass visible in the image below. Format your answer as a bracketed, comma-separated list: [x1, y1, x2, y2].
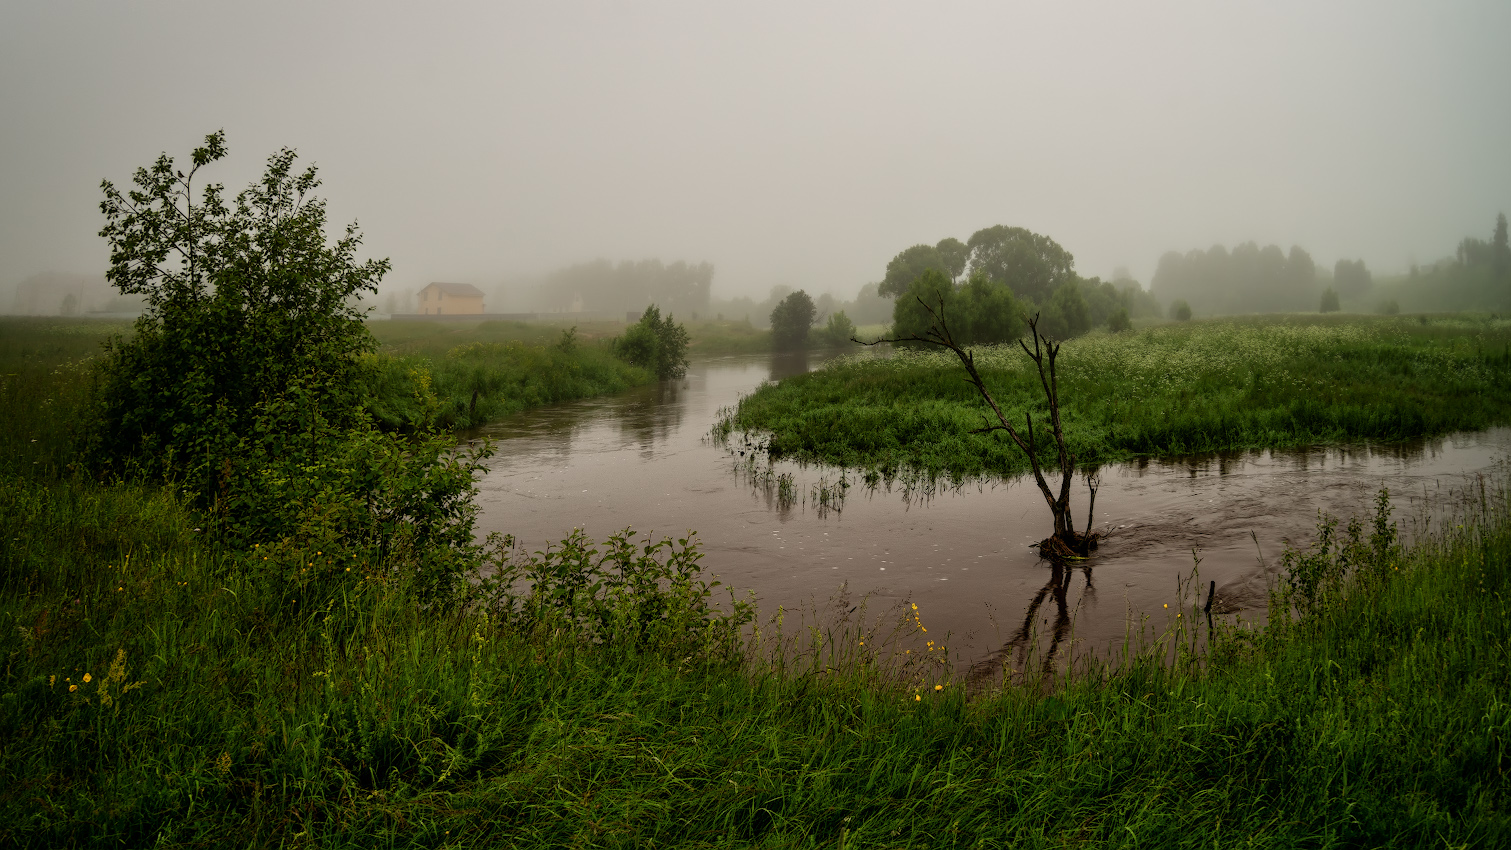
[724, 313, 1511, 481]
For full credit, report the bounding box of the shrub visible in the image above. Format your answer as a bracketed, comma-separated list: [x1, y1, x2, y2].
[1170, 299, 1192, 321]
[817, 310, 857, 347]
[1320, 287, 1341, 313]
[614, 305, 689, 379]
[1107, 307, 1132, 332]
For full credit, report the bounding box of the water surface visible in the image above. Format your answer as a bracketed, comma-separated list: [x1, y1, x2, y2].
[471, 352, 1511, 672]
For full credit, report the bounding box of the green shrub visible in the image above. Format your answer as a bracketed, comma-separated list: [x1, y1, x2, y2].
[615, 304, 689, 378]
[1171, 299, 1193, 321]
[1107, 307, 1133, 332]
[1320, 287, 1341, 313]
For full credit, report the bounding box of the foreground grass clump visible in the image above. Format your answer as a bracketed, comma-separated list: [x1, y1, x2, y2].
[723, 313, 1511, 480]
[3, 471, 1508, 846]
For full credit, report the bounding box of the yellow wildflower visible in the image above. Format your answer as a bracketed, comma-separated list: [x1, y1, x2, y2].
[82, 673, 91, 684]
[914, 694, 921, 701]
[935, 684, 943, 691]
[69, 684, 77, 692]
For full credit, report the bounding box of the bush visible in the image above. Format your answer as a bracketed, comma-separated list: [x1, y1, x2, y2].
[1379, 299, 1401, 316]
[1107, 307, 1132, 332]
[614, 304, 689, 379]
[1320, 287, 1341, 313]
[1170, 299, 1192, 321]
[817, 310, 857, 347]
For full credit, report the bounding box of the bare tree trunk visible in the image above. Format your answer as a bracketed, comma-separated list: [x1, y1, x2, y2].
[864, 301, 1099, 558]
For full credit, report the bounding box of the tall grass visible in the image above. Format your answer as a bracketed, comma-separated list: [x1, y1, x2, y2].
[2, 467, 1508, 845]
[725, 314, 1511, 480]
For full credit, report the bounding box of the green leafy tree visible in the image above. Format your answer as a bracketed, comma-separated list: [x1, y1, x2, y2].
[965, 225, 1076, 302]
[1171, 299, 1192, 321]
[616, 304, 689, 379]
[93, 131, 388, 497]
[1107, 307, 1132, 332]
[770, 290, 817, 349]
[1039, 280, 1091, 339]
[93, 133, 487, 601]
[891, 270, 1023, 346]
[1320, 287, 1341, 313]
[935, 237, 969, 281]
[879, 244, 948, 297]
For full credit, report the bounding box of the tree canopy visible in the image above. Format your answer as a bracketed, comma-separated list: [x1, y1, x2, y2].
[965, 225, 1076, 303]
[770, 290, 817, 350]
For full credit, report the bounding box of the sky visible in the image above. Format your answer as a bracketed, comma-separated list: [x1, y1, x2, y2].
[2, 0, 1509, 308]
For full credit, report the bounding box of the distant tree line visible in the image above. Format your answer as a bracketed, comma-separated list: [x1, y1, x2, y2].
[1151, 243, 1321, 316]
[1371, 213, 1509, 314]
[537, 258, 713, 319]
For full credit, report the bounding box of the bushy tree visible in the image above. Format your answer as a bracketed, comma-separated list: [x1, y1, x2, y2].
[1320, 287, 1341, 313]
[615, 304, 689, 379]
[965, 225, 1076, 303]
[1171, 299, 1193, 321]
[1107, 308, 1133, 332]
[1334, 259, 1373, 297]
[879, 244, 951, 297]
[93, 133, 488, 601]
[93, 131, 387, 498]
[891, 270, 1023, 345]
[770, 290, 817, 350]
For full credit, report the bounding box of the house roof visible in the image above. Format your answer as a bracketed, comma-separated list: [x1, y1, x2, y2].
[422, 282, 485, 297]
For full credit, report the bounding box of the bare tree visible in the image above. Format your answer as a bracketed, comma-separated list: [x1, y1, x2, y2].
[862, 296, 1100, 559]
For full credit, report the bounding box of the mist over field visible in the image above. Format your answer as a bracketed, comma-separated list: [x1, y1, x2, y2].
[2, 1, 1509, 314]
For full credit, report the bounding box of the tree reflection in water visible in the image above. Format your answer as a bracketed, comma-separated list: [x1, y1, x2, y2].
[968, 560, 1095, 691]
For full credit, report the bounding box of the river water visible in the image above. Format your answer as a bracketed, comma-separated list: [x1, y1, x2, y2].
[470, 351, 1511, 677]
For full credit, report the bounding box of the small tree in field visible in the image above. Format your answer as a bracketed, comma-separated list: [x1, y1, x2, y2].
[1320, 287, 1341, 313]
[616, 304, 690, 379]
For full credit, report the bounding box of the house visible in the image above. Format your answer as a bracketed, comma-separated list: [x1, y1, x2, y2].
[417, 282, 485, 316]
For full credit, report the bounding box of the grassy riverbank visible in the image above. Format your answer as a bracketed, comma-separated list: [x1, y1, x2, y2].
[722, 314, 1511, 481]
[2, 462, 1508, 845]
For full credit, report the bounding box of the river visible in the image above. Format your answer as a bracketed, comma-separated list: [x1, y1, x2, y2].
[469, 351, 1511, 679]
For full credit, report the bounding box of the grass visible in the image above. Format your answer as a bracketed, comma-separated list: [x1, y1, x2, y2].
[2, 461, 1508, 845]
[724, 313, 1511, 481]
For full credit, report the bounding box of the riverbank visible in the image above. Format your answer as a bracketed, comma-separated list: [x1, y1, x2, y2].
[2, 460, 1507, 845]
[722, 313, 1511, 481]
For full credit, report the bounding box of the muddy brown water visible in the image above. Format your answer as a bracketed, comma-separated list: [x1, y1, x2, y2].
[470, 351, 1511, 676]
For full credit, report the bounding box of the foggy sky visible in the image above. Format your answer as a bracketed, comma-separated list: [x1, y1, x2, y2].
[2, 0, 1508, 307]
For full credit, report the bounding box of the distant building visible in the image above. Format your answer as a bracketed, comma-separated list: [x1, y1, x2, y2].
[417, 282, 485, 316]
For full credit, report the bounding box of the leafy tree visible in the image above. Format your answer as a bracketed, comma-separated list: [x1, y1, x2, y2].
[1320, 287, 1341, 313]
[1107, 308, 1132, 332]
[93, 130, 387, 497]
[879, 244, 948, 297]
[616, 304, 689, 379]
[770, 290, 817, 349]
[93, 133, 487, 601]
[965, 225, 1076, 303]
[1171, 299, 1192, 321]
[935, 237, 969, 281]
[891, 270, 1023, 346]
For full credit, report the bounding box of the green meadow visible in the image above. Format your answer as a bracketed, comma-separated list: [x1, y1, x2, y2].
[1, 314, 1509, 846]
[721, 314, 1511, 481]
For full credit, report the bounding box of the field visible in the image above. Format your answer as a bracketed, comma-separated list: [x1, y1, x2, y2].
[723, 314, 1511, 481]
[2, 313, 1509, 846]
